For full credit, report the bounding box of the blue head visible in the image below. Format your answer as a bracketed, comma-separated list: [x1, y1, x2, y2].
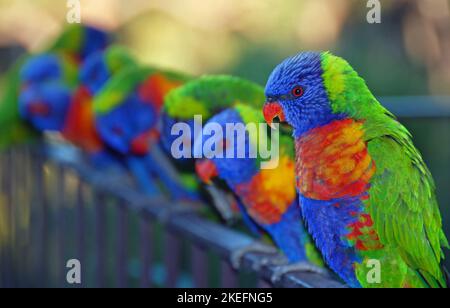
[194, 108, 259, 187]
[96, 92, 158, 156]
[20, 54, 63, 85]
[264, 52, 345, 137]
[78, 51, 110, 95]
[80, 26, 110, 60]
[19, 81, 72, 131]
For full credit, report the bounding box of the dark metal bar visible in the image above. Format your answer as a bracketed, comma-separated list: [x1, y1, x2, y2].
[6, 150, 15, 287]
[36, 143, 347, 288]
[36, 154, 49, 287]
[117, 201, 128, 288]
[139, 216, 153, 288]
[56, 165, 66, 285]
[164, 231, 181, 287]
[191, 244, 209, 288]
[75, 177, 85, 287]
[94, 192, 107, 288]
[220, 260, 238, 288]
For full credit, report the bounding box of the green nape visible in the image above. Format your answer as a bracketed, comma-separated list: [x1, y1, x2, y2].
[93, 66, 190, 115]
[104, 45, 138, 75]
[163, 75, 266, 120]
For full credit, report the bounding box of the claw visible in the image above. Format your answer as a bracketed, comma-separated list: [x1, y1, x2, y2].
[230, 242, 279, 270]
[271, 261, 329, 284]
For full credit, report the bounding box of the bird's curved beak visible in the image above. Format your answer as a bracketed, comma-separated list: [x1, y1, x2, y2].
[195, 159, 218, 185]
[263, 102, 285, 129]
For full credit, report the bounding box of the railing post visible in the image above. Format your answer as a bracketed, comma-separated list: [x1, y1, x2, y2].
[220, 260, 238, 288]
[75, 177, 85, 287]
[139, 214, 153, 288]
[117, 201, 128, 288]
[164, 230, 181, 287]
[94, 192, 107, 288]
[35, 153, 49, 287]
[56, 165, 67, 286]
[191, 245, 208, 288]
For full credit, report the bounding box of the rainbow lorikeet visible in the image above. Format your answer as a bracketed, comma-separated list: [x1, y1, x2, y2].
[18, 53, 79, 131]
[263, 51, 449, 288]
[0, 24, 110, 150]
[93, 66, 193, 197]
[194, 104, 324, 271]
[49, 24, 111, 63]
[19, 47, 136, 164]
[162, 75, 269, 226]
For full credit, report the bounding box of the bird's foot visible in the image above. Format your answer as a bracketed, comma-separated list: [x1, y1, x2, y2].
[271, 262, 328, 284]
[231, 242, 280, 271]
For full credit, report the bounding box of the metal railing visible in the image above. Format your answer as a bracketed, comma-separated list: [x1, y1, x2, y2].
[0, 96, 449, 288]
[0, 142, 344, 288]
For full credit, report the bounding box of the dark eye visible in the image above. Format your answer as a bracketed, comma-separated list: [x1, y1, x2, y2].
[291, 86, 304, 97]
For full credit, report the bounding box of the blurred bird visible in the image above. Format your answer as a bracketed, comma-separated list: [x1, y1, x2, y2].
[194, 104, 324, 274]
[18, 46, 135, 166]
[93, 66, 192, 197]
[0, 24, 111, 150]
[263, 51, 449, 288]
[63, 46, 137, 164]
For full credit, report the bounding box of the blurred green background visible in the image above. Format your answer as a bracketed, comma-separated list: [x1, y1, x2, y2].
[0, 0, 449, 280]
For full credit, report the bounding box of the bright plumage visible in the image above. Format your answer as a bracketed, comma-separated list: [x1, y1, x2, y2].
[93, 66, 192, 196]
[162, 75, 268, 225]
[18, 53, 78, 131]
[49, 24, 110, 62]
[63, 46, 137, 158]
[194, 104, 323, 265]
[0, 24, 110, 150]
[18, 46, 134, 163]
[263, 51, 448, 288]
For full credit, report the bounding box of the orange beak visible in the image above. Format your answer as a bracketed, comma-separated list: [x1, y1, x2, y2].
[195, 159, 218, 185]
[263, 102, 285, 128]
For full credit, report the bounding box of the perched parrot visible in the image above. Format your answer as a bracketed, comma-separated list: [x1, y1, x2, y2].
[263, 51, 449, 288]
[93, 66, 192, 197]
[194, 104, 324, 268]
[162, 75, 270, 226]
[62, 46, 137, 163]
[0, 24, 110, 150]
[18, 46, 135, 168]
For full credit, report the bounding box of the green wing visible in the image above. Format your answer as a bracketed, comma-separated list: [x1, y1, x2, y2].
[94, 66, 191, 115]
[365, 112, 448, 288]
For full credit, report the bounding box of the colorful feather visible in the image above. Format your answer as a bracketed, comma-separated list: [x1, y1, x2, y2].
[263, 51, 448, 288]
[195, 104, 323, 265]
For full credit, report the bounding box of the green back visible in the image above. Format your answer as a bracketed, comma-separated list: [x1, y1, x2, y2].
[94, 66, 191, 115]
[321, 52, 448, 287]
[163, 75, 266, 120]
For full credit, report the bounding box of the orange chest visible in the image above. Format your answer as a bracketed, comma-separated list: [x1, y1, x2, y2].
[295, 119, 376, 201]
[62, 87, 103, 153]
